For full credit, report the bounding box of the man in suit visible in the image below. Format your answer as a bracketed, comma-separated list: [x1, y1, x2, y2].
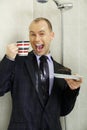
[0, 17, 82, 130]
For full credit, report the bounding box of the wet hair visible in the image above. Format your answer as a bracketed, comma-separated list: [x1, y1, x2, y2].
[31, 17, 53, 31]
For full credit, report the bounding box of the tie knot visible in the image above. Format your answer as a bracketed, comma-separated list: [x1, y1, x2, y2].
[40, 55, 48, 62]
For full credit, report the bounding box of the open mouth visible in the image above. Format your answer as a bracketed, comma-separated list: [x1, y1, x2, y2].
[35, 43, 44, 52]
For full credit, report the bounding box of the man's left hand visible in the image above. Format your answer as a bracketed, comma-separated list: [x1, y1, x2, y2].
[65, 78, 83, 90]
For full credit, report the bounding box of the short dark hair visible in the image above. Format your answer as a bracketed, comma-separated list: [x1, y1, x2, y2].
[32, 17, 53, 31]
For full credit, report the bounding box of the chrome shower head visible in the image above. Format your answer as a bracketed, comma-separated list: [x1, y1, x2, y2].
[37, 0, 73, 10]
[53, 0, 73, 10]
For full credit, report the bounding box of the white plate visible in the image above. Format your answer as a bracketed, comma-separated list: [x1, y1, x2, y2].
[54, 73, 82, 80]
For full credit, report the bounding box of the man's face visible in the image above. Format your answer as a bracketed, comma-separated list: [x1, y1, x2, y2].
[29, 20, 54, 56]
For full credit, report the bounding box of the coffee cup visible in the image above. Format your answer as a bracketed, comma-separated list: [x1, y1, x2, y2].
[17, 41, 30, 56]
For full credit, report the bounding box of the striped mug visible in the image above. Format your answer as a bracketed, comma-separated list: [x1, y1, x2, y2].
[17, 41, 30, 56]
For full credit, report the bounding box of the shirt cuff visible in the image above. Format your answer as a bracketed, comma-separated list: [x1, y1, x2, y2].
[6, 55, 15, 61]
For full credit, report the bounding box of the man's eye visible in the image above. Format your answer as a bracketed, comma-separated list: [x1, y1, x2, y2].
[30, 34, 35, 36]
[40, 33, 45, 36]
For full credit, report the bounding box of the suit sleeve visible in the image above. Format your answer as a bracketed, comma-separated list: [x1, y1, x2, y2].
[60, 82, 80, 116]
[53, 60, 80, 116]
[0, 55, 15, 96]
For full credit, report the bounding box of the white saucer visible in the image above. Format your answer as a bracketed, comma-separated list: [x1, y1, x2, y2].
[54, 73, 82, 80]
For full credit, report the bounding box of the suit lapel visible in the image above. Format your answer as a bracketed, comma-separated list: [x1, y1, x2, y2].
[25, 52, 36, 89]
[25, 51, 44, 107]
[45, 59, 63, 108]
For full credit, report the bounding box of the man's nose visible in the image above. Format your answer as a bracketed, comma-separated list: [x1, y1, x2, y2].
[35, 35, 41, 41]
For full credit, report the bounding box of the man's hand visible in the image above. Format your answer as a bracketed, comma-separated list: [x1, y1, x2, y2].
[65, 77, 83, 90]
[6, 43, 18, 60]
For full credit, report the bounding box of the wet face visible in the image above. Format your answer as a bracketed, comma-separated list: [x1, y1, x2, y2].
[29, 20, 54, 56]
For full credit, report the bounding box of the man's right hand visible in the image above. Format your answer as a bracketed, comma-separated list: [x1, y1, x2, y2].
[6, 43, 18, 60]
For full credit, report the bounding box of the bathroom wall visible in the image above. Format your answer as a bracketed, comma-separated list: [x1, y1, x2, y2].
[63, 0, 87, 130]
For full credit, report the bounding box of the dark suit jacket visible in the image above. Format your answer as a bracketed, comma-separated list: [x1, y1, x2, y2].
[0, 51, 79, 130]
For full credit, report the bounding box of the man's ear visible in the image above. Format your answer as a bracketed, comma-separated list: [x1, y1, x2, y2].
[51, 32, 55, 40]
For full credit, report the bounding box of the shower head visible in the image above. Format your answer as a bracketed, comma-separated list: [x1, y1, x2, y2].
[37, 0, 73, 10]
[53, 0, 73, 10]
[58, 3, 73, 9]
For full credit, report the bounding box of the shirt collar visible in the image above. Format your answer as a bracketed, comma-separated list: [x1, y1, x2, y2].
[33, 51, 52, 62]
